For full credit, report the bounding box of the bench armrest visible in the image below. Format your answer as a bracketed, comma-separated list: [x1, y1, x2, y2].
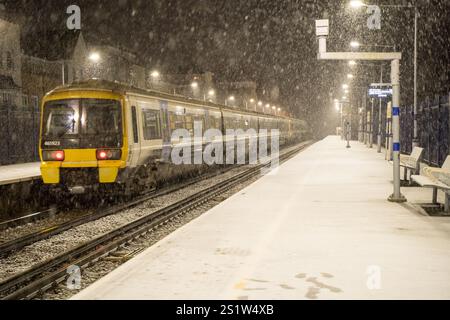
[422, 167, 450, 185]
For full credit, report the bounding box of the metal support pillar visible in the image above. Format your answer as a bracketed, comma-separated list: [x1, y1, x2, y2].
[369, 98, 374, 148]
[412, 8, 419, 149]
[377, 66, 383, 153]
[388, 59, 406, 202]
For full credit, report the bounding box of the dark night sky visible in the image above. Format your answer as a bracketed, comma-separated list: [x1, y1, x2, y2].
[1, 0, 449, 131]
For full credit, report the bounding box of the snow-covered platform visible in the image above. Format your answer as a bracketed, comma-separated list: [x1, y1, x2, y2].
[73, 136, 450, 300]
[0, 162, 41, 186]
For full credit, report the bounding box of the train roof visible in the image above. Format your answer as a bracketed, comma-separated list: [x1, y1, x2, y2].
[46, 79, 303, 122]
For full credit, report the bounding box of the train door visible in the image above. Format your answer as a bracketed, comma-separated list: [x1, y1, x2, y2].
[140, 100, 164, 162]
[128, 97, 141, 167]
[159, 100, 171, 161]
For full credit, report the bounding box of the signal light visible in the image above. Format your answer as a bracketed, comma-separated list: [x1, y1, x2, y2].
[96, 149, 121, 160]
[43, 150, 65, 161]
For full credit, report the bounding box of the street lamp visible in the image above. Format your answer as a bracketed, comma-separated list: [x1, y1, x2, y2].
[257, 101, 263, 112]
[191, 81, 199, 89]
[347, 74, 354, 79]
[350, 41, 360, 48]
[225, 96, 235, 107]
[89, 52, 101, 63]
[342, 84, 349, 90]
[151, 70, 160, 78]
[349, 0, 365, 8]
[350, 1, 419, 149]
[205, 89, 215, 102]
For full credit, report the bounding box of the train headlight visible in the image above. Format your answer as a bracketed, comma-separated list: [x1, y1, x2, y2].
[96, 149, 122, 160]
[43, 150, 65, 161]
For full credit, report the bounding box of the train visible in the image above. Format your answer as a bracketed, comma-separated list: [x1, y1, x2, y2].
[39, 79, 308, 196]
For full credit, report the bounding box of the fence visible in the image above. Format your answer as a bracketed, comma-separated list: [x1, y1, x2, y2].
[359, 92, 449, 167]
[400, 94, 450, 167]
[0, 103, 40, 165]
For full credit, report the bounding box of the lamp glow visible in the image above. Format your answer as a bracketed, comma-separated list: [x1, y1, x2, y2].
[350, 0, 365, 8]
[89, 52, 100, 63]
[350, 41, 361, 48]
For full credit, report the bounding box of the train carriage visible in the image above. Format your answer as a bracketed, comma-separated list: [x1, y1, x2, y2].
[39, 79, 308, 196]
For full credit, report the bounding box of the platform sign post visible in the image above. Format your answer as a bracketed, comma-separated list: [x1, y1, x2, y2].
[388, 59, 406, 202]
[370, 98, 374, 148]
[377, 67, 384, 153]
[385, 101, 393, 161]
[315, 19, 406, 202]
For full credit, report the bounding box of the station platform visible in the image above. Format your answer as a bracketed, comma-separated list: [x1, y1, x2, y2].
[73, 136, 450, 300]
[0, 162, 41, 186]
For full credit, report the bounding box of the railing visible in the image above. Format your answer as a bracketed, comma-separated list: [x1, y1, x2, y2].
[401, 94, 449, 167]
[0, 103, 40, 165]
[359, 92, 449, 167]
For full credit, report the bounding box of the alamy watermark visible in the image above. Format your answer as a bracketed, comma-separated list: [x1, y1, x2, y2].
[366, 5, 381, 30]
[169, 121, 280, 173]
[66, 265, 82, 290]
[366, 265, 382, 290]
[66, 5, 81, 30]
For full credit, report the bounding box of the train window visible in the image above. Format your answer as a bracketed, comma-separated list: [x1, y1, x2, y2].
[209, 115, 221, 130]
[169, 111, 185, 130]
[131, 106, 139, 143]
[142, 109, 162, 140]
[185, 114, 193, 134]
[43, 99, 80, 137]
[193, 114, 205, 133]
[82, 99, 121, 136]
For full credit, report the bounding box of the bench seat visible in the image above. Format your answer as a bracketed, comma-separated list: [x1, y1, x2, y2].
[411, 174, 450, 190]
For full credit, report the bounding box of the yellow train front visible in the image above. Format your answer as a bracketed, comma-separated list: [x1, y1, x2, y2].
[39, 79, 309, 196]
[40, 81, 128, 195]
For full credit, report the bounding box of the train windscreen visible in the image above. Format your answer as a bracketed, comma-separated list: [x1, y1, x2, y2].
[42, 99, 122, 149]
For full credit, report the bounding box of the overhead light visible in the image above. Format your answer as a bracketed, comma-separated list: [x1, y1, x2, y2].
[347, 74, 354, 79]
[228, 95, 235, 101]
[249, 98, 255, 103]
[350, 0, 365, 8]
[350, 41, 360, 48]
[342, 84, 349, 90]
[349, 60, 357, 66]
[89, 52, 100, 62]
[258, 101, 263, 106]
[191, 81, 199, 89]
[151, 70, 160, 78]
[208, 89, 215, 96]
[265, 104, 270, 108]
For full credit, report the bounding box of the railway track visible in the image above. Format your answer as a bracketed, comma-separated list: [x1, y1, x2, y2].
[0, 141, 312, 300]
[0, 166, 238, 257]
[0, 208, 59, 232]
